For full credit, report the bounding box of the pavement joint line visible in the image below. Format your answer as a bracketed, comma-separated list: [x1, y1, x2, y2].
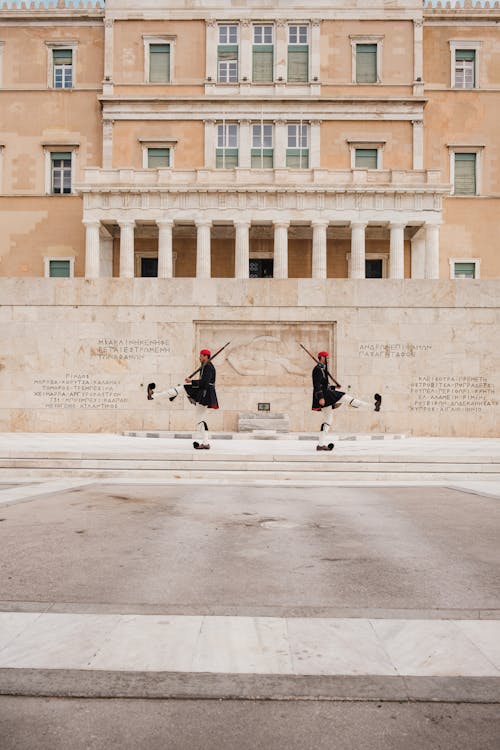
[0, 479, 96, 508]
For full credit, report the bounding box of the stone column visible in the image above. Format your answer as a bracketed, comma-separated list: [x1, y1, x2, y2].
[309, 120, 321, 169]
[311, 21, 321, 82]
[238, 120, 251, 168]
[205, 20, 218, 81]
[389, 222, 405, 279]
[102, 120, 113, 170]
[275, 20, 287, 81]
[84, 220, 101, 279]
[103, 18, 114, 94]
[204, 120, 217, 169]
[425, 223, 440, 279]
[196, 220, 212, 278]
[118, 220, 135, 278]
[312, 221, 328, 279]
[412, 120, 424, 170]
[413, 18, 423, 83]
[274, 120, 287, 168]
[234, 220, 250, 279]
[411, 228, 426, 279]
[239, 20, 252, 81]
[350, 222, 366, 279]
[157, 219, 173, 278]
[273, 221, 289, 279]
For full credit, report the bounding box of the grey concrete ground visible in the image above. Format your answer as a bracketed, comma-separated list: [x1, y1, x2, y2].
[1, 697, 500, 750]
[0, 483, 499, 614]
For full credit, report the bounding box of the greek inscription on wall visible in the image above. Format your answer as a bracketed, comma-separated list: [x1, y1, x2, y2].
[358, 343, 433, 358]
[33, 374, 128, 410]
[92, 339, 170, 361]
[410, 376, 498, 413]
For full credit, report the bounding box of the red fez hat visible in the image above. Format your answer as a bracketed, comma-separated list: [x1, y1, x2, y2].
[318, 351, 329, 358]
[200, 349, 211, 356]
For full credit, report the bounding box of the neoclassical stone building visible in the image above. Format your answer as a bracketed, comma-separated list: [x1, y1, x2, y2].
[0, 0, 499, 281]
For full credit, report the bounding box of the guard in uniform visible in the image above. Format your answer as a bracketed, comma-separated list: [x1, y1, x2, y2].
[313, 351, 382, 451]
[147, 348, 219, 450]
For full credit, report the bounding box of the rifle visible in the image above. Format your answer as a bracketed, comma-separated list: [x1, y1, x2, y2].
[187, 341, 230, 379]
[300, 343, 341, 388]
[147, 341, 230, 400]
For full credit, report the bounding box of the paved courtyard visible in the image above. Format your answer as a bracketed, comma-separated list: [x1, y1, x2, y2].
[0, 437, 499, 747]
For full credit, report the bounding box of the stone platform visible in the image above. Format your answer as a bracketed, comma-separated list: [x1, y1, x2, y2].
[0, 433, 499, 483]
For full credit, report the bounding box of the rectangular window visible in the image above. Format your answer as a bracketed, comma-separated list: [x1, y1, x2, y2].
[147, 148, 170, 168]
[288, 25, 308, 82]
[356, 43, 377, 83]
[252, 25, 273, 82]
[149, 43, 170, 83]
[355, 148, 378, 169]
[49, 259, 71, 277]
[251, 123, 273, 168]
[454, 152, 476, 195]
[50, 151, 72, 194]
[249, 259, 273, 278]
[216, 123, 238, 168]
[218, 25, 239, 82]
[454, 49, 475, 89]
[454, 261, 476, 279]
[53, 48, 73, 89]
[286, 123, 309, 168]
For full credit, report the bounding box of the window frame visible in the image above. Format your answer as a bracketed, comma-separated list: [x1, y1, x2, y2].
[216, 122, 239, 168]
[46, 41, 78, 89]
[449, 258, 481, 279]
[348, 139, 385, 170]
[449, 40, 481, 89]
[448, 145, 483, 196]
[252, 23, 274, 83]
[43, 145, 78, 196]
[251, 122, 274, 168]
[143, 35, 176, 84]
[286, 122, 309, 168]
[44, 257, 75, 278]
[139, 139, 177, 169]
[287, 23, 309, 83]
[350, 35, 383, 84]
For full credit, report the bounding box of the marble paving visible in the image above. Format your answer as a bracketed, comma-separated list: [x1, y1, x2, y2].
[0, 613, 499, 677]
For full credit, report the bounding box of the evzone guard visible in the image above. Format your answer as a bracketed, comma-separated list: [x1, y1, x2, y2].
[308, 348, 382, 452]
[147, 345, 225, 450]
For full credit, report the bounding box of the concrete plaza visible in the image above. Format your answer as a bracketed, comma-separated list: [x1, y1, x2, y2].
[0, 434, 499, 747]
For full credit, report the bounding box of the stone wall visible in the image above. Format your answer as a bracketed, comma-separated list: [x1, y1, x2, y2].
[0, 279, 498, 436]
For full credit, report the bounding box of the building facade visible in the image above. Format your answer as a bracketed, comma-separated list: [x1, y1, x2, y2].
[0, 0, 499, 282]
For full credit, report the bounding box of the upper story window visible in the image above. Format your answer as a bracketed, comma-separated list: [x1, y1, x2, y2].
[355, 148, 378, 169]
[450, 260, 479, 279]
[147, 148, 170, 168]
[288, 25, 309, 82]
[251, 123, 273, 168]
[50, 152, 72, 194]
[453, 152, 477, 195]
[253, 25, 274, 82]
[46, 258, 73, 278]
[46, 42, 77, 89]
[149, 43, 171, 83]
[216, 123, 238, 168]
[286, 123, 309, 168]
[218, 24, 239, 82]
[53, 48, 73, 88]
[450, 41, 481, 89]
[356, 44, 377, 83]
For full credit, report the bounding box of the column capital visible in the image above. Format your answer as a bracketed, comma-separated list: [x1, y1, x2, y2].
[118, 219, 135, 229]
[274, 221, 290, 229]
[196, 219, 212, 228]
[389, 221, 406, 230]
[234, 220, 251, 229]
[156, 219, 174, 228]
[350, 221, 367, 230]
[83, 219, 101, 228]
[312, 220, 329, 229]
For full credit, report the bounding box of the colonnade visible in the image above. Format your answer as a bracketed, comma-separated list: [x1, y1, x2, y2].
[84, 218, 441, 280]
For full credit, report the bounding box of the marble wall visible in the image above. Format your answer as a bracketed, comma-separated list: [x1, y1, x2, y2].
[0, 279, 498, 436]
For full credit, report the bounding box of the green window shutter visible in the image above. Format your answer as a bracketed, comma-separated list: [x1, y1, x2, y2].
[53, 49, 72, 64]
[216, 148, 238, 168]
[456, 49, 476, 62]
[49, 260, 71, 278]
[355, 148, 378, 169]
[287, 45, 308, 82]
[149, 44, 170, 83]
[454, 153, 476, 195]
[286, 149, 309, 168]
[251, 149, 274, 168]
[454, 262, 476, 278]
[252, 46, 273, 82]
[356, 44, 377, 83]
[218, 45, 238, 60]
[147, 148, 170, 168]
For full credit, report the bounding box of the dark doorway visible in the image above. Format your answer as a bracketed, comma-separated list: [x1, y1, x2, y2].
[365, 258, 383, 278]
[249, 259, 274, 278]
[141, 257, 158, 277]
